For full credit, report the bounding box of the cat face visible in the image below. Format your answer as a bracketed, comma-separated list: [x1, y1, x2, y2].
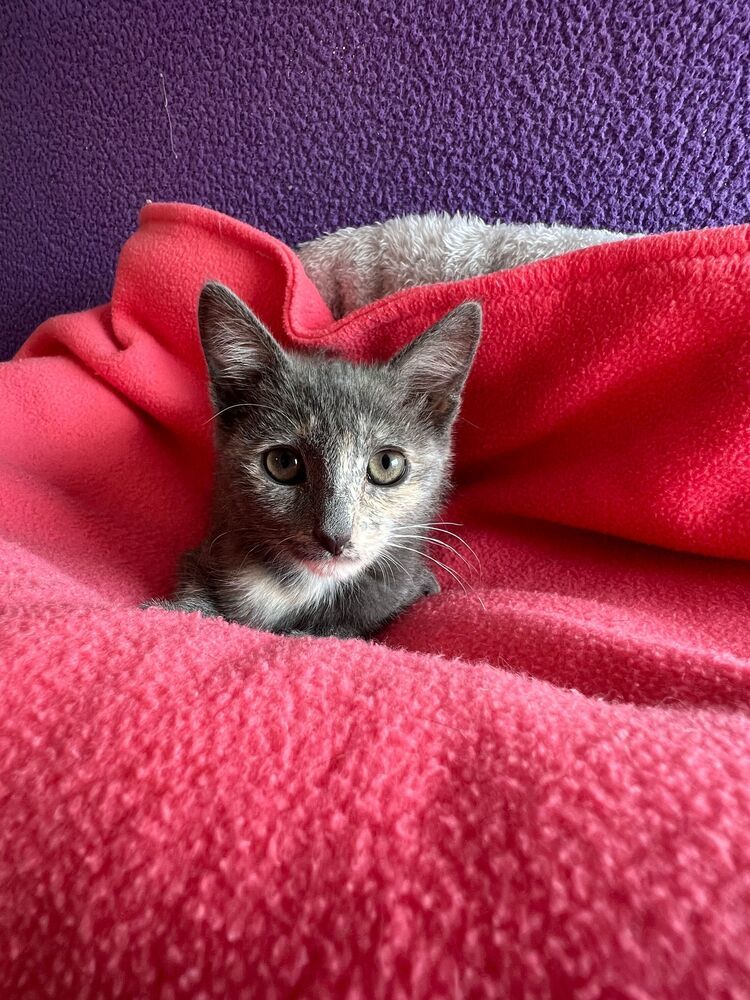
[198, 282, 482, 581]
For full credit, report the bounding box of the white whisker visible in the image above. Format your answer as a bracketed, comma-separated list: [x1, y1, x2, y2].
[206, 529, 230, 556]
[391, 543, 469, 596]
[393, 532, 476, 576]
[238, 544, 262, 571]
[397, 522, 482, 571]
[203, 401, 278, 426]
[377, 550, 399, 588]
[390, 543, 486, 611]
[381, 548, 413, 588]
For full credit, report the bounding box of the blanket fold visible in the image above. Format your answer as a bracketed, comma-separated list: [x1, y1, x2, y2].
[1, 204, 749, 998]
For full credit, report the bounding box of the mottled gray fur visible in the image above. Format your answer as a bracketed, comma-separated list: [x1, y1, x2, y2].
[153, 281, 482, 638]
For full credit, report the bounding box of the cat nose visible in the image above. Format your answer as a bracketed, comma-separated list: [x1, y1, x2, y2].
[313, 528, 351, 556]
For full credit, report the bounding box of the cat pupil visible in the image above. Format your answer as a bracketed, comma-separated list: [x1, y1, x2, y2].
[381, 454, 391, 469]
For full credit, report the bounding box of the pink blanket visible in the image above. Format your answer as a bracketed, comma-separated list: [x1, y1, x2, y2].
[2, 204, 749, 997]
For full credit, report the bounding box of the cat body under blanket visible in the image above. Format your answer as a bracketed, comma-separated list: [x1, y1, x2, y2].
[152, 281, 482, 638]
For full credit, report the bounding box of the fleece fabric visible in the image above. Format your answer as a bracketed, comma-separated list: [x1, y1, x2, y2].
[3, 0, 750, 359]
[1, 203, 750, 999]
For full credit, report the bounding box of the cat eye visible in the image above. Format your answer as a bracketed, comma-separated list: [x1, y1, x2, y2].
[263, 447, 306, 484]
[367, 449, 407, 486]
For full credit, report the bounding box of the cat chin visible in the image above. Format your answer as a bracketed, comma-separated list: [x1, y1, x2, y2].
[298, 557, 363, 582]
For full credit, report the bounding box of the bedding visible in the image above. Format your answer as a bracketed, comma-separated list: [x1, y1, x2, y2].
[1, 202, 749, 997]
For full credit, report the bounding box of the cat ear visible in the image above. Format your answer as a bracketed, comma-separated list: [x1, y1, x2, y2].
[388, 302, 482, 428]
[197, 281, 286, 413]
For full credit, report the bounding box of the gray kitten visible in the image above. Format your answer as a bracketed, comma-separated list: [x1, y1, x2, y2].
[152, 281, 482, 638]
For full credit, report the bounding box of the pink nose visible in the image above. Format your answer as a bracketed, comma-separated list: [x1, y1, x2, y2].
[313, 529, 351, 556]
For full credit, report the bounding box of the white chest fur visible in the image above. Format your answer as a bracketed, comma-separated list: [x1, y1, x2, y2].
[222, 564, 338, 630]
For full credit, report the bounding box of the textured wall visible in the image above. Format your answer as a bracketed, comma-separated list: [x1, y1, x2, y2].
[2, 0, 749, 358]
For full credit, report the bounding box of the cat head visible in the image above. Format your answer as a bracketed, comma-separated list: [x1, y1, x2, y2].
[198, 281, 482, 581]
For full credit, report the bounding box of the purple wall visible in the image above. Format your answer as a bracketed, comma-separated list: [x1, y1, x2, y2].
[2, 0, 749, 359]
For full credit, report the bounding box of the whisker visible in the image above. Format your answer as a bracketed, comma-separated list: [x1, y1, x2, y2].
[268, 534, 301, 569]
[206, 529, 230, 556]
[386, 549, 407, 584]
[458, 415, 481, 431]
[397, 522, 482, 571]
[203, 401, 277, 426]
[382, 549, 413, 587]
[430, 532, 482, 574]
[390, 543, 486, 611]
[377, 550, 399, 588]
[391, 543, 470, 596]
[379, 555, 394, 588]
[393, 533, 476, 576]
[401, 521, 464, 532]
[238, 544, 262, 572]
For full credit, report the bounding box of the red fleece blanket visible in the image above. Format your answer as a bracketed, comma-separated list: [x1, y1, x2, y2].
[2, 204, 750, 998]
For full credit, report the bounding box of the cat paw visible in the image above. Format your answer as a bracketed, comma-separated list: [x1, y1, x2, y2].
[140, 596, 220, 617]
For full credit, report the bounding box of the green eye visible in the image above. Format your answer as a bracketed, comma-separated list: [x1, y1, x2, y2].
[368, 449, 407, 486]
[263, 448, 305, 484]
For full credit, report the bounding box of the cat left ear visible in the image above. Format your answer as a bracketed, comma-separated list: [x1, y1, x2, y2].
[388, 302, 482, 429]
[197, 281, 286, 414]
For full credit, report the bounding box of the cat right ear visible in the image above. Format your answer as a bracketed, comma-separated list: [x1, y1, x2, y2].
[197, 281, 286, 414]
[388, 301, 482, 430]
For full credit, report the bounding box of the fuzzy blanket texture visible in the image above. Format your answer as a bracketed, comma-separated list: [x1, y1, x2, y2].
[2, 0, 750, 359]
[1, 202, 749, 997]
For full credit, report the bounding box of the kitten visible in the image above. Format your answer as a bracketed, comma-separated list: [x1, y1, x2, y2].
[152, 281, 482, 638]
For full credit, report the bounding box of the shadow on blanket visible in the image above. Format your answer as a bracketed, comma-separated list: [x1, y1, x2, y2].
[1, 203, 749, 997]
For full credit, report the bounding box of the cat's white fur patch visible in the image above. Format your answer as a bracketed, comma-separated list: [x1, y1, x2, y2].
[222, 562, 346, 631]
[300, 557, 363, 581]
